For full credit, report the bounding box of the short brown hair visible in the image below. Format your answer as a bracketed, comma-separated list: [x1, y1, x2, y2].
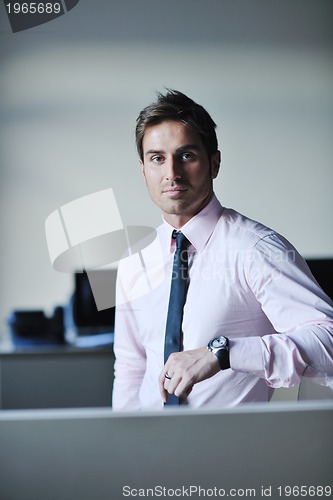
[136, 89, 218, 162]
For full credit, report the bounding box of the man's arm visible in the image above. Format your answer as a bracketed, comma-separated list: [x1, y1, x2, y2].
[112, 263, 146, 410]
[159, 233, 333, 400]
[230, 233, 333, 384]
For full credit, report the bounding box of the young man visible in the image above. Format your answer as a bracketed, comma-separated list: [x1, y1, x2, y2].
[112, 90, 333, 410]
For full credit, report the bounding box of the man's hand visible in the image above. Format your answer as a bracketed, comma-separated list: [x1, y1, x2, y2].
[159, 347, 221, 403]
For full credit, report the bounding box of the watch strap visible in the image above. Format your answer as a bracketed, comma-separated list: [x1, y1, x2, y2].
[215, 347, 230, 370]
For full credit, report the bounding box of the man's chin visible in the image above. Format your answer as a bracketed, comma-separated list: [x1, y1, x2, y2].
[160, 200, 190, 215]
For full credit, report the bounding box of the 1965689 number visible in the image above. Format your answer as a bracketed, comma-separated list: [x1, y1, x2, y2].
[277, 485, 332, 497]
[6, 3, 62, 14]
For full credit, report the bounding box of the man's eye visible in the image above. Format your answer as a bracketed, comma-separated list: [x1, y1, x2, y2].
[181, 152, 193, 161]
[151, 156, 163, 163]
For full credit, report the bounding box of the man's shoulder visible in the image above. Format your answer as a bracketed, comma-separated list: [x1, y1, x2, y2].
[218, 207, 276, 241]
[216, 207, 299, 261]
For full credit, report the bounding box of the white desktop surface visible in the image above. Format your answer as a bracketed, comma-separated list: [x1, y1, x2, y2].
[0, 401, 332, 500]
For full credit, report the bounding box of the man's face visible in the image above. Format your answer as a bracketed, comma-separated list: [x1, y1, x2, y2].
[140, 120, 220, 228]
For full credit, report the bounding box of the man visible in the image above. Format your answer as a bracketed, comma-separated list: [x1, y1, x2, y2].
[112, 89, 333, 410]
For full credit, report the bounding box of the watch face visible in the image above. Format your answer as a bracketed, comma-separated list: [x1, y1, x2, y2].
[211, 337, 227, 349]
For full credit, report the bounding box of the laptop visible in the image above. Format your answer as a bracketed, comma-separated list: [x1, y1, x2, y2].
[0, 401, 332, 500]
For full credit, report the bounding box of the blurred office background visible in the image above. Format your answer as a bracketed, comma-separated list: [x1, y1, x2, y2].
[0, 0, 332, 338]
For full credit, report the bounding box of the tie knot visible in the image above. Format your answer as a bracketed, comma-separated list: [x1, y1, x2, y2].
[172, 230, 189, 251]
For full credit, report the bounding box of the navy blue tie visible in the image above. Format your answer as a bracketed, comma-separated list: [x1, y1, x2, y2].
[164, 230, 190, 406]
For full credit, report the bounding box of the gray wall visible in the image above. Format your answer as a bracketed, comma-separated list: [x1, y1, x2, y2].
[0, 0, 332, 335]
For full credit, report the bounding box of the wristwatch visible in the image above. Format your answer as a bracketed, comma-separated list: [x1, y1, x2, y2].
[207, 336, 230, 370]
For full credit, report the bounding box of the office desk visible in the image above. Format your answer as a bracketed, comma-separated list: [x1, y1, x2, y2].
[0, 344, 114, 409]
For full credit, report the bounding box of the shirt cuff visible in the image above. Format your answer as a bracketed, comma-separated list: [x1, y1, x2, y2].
[229, 336, 265, 377]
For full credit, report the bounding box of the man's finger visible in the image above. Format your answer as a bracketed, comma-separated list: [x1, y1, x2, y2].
[165, 373, 182, 396]
[159, 366, 173, 401]
[174, 378, 194, 398]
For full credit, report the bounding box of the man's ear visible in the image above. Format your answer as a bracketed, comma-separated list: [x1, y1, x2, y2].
[210, 150, 221, 179]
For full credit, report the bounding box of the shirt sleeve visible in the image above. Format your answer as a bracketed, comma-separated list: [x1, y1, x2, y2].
[112, 260, 147, 410]
[229, 232, 333, 388]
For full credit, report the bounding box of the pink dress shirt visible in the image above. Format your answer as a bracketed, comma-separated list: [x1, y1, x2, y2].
[112, 195, 333, 410]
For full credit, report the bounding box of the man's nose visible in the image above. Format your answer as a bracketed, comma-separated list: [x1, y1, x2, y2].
[164, 157, 181, 181]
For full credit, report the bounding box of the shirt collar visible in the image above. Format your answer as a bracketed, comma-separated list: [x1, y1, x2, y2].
[162, 194, 224, 253]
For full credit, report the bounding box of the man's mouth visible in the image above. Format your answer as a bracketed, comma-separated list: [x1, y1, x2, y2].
[162, 186, 188, 194]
